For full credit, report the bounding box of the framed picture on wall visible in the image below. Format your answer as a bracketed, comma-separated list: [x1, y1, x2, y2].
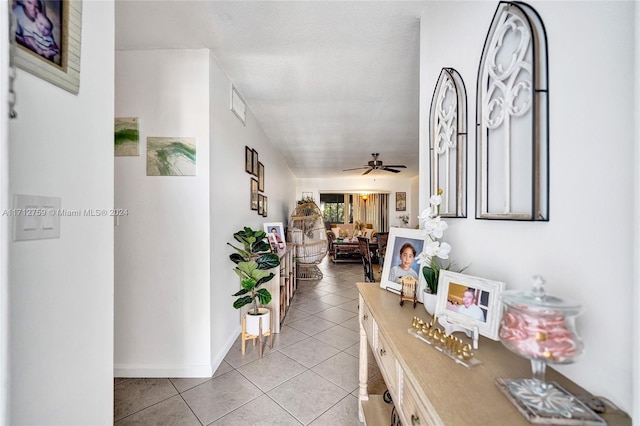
[252, 150, 259, 177]
[258, 194, 264, 215]
[251, 178, 258, 210]
[245, 146, 253, 173]
[262, 196, 268, 217]
[396, 192, 407, 211]
[9, 0, 83, 95]
[115, 117, 140, 156]
[258, 162, 265, 192]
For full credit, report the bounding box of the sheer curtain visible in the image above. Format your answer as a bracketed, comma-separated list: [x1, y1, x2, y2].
[352, 193, 389, 232]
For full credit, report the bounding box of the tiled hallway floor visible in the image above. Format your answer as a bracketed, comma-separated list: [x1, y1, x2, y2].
[114, 257, 387, 425]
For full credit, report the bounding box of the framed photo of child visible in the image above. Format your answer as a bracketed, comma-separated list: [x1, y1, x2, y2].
[435, 271, 505, 340]
[263, 222, 285, 250]
[9, 0, 82, 94]
[380, 228, 427, 295]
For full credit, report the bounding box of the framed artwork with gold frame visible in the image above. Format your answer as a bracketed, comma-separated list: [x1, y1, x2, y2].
[9, 0, 82, 94]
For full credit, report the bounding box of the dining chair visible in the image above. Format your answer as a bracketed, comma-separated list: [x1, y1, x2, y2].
[357, 237, 375, 282]
[376, 232, 389, 268]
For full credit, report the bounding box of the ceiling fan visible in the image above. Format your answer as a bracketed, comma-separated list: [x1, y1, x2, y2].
[343, 153, 407, 175]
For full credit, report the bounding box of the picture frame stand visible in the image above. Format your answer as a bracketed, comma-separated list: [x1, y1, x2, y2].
[437, 315, 480, 350]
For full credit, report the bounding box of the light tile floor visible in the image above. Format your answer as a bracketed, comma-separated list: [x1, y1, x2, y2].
[114, 257, 387, 425]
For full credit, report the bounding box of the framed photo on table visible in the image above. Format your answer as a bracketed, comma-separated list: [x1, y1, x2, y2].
[263, 222, 285, 250]
[9, 0, 82, 95]
[436, 271, 505, 340]
[380, 228, 428, 295]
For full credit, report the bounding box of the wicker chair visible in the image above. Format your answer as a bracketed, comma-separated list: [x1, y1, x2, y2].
[289, 202, 328, 280]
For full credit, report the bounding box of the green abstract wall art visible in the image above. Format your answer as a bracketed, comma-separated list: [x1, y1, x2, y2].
[146, 137, 197, 176]
[114, 117, 140, 156]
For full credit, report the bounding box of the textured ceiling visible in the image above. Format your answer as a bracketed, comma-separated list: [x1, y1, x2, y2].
[115, 1, 428, 179]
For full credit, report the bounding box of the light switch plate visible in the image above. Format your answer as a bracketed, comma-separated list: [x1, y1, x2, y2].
[13, 195, 61, 241]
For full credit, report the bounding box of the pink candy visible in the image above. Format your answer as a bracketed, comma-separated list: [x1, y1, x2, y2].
[500, 306, 582, 363]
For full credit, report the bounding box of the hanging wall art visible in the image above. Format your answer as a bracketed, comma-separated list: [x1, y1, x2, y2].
[476, 1, 549, 221]
[429, 68, 467, 218]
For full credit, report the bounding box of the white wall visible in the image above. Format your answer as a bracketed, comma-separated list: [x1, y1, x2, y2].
[8, 1, 114, 424]
[113, 48, 297, 379]
[114, 49, 212, 377]
[209, 55, 297, 370]
[297, 175, 417, 228]
[0, 3, 10, 424]
[633, 2, 640, 423]
[421, 1, 636, 414]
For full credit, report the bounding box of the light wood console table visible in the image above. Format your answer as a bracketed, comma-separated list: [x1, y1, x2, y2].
[357, 282, 630, 426]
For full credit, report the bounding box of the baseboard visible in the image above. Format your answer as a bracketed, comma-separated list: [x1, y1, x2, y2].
[114, 363, 213, 378]
[210, 326, 241, 374]
[114, 327, 241, 378]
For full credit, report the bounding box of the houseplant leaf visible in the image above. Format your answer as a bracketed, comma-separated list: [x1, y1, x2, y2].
[423, 266, 437, 294]
[256, 288, 272, 305]
[241, 277, 257, 291]
[256, 273, 276, 287]
[256, 253, 280, 270]
[233, 295, 253, 309]
[231, 288, 249, 296]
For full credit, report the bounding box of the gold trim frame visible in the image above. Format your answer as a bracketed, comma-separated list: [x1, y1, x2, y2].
[9, 0, 82, 95]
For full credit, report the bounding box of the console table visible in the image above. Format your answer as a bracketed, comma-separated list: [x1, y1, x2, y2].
[357, 282, 630, 426]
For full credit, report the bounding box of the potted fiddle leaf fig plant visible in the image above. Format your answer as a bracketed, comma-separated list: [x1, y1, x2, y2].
[228, 227, 280, 336]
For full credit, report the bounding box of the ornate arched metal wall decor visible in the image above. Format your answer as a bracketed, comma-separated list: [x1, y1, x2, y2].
[476, 1, 549, 221]
[429, 68, 467, 218]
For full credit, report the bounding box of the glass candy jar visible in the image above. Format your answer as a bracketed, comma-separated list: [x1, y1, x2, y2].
[498, 275, 595, 421]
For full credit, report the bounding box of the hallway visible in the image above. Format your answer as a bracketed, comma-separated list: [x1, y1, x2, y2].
[114, 258, 386, 425]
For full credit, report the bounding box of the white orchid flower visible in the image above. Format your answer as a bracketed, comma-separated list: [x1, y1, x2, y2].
[423, 216, 448, 239]
[425, 241, 451, 260]
[429, 194, 442, 206]
[416, 251, 431, 265]
[418, 208, 433, 223]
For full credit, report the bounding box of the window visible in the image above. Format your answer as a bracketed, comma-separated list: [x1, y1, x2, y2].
[320, 194, 345, 226]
